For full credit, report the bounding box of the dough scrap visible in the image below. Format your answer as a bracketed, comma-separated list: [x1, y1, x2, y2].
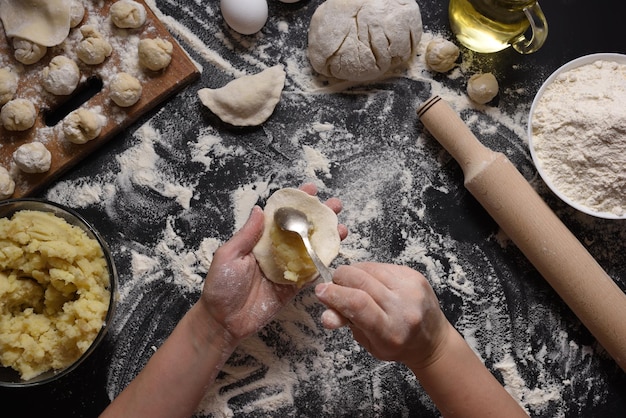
[467, 72, 499, 104]
[13, 142, 52, 174]
[197, 65, 286, 126]
[0, 67, 18, 106]
[1, 98, 37, 131]
[42, 56, 81, 96]
[425, 38, 460, 73]
[0, 166, 15, 200]
[109, 72, 142, 107]
[138, 38, 173, 71]
[110, 0, 147, 29]
[307, 0, 422, 82]
[0, 0, 71, 47]
[76, 25, 113, 65]
[13, 38, 47, 65]
[252, 188, 340, 287]
[63, 108, 105, 144]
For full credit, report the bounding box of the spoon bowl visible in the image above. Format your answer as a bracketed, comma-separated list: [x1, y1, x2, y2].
[273, 206, 333, 283]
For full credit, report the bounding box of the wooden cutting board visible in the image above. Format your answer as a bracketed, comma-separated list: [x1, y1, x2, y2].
[0, 0, 200, 198]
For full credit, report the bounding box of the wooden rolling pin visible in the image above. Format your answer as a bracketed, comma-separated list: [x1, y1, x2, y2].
[417, 95, 626, 372]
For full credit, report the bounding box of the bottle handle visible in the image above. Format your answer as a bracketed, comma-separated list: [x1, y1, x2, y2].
[511, 2, 548, 54]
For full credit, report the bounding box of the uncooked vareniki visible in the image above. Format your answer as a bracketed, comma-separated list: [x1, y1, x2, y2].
[197, 65, 286, 126]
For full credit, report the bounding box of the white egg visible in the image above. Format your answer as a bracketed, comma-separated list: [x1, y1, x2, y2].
[220, 0, 268, 35]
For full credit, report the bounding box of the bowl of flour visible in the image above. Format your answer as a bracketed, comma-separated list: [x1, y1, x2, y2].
[528, 53, 626, 219]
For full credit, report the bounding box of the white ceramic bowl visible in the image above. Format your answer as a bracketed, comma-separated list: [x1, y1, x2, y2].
[0, 199, 117, 387]
[528, 53, 626, 220]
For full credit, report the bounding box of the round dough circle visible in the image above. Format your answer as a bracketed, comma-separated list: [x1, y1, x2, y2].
[252, 188, 340, 286]
[467, 72, 499, 104]
[425, 38, 460, 73]
[0, 67, 18, 106]
[0, 166, 15, 200]
[307, 0, 423, 82]
[63, 108, 104, 144]
[138, 38, 173, 71]
[1, 98, 37, 131]
[13, 142, 52, 173]
[110, 0, 147, 29]
[109, 72, 142, 107]
[42, 55, 81, 96]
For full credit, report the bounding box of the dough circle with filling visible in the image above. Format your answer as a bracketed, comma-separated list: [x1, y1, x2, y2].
[252, 188, 340, 286]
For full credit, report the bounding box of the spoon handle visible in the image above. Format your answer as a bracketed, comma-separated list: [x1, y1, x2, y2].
[300, 234, 333, 283]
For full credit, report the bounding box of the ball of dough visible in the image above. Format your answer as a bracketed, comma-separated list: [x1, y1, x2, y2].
[138, 38, 173, 71]
[0, 67, 18, 106]
[1, 98, 37, 131]
[76, 25, 113, 65]
[13, 142, 51, 174]
[109, 72, 142, 107]
[13, 37, 47, 65]
[42, 56, 81, 96]
[0, 166, 15, 200]
[307, 0, 422, 82]
[70, 0, 86, 27]
[425, 38, 460, 73]
[252, 188, 340, 287]
[63, 108, 105, 144]
[467, 72, 499, 104]
[110, 0, 147, 29]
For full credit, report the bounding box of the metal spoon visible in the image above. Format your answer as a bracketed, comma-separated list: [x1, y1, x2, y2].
[273, 206, 333, 283]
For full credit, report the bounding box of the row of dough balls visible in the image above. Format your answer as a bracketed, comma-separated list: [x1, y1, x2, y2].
[8, 0, 150, 66]
[0, 142, 52, 199]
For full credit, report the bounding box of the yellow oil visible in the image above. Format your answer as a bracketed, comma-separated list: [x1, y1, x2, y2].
[449, 0, 531, 53]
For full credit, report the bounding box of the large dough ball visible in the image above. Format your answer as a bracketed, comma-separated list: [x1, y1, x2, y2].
[1, 98, 37, 131]
[42, 55, 81, 96]
[138, 38, 173, 71]
[76, 25, 113, 65]
[0, 67, 18, 106]
[110, 0, 147, 29]
[109, 72, 142, 107]
[307, 0, 422, 82]
[13, 142, 51, 173]
[13, 37, 47, 65]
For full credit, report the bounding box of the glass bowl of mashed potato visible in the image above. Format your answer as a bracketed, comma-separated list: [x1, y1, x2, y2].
[0, 199, 117, 387]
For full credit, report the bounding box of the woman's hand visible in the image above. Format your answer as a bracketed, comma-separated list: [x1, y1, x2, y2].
[198, 183, 348, 346]
[315, 262, 449, 368]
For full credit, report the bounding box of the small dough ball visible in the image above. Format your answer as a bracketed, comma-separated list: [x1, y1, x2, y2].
[63, 108, 105, 144]
[198, 65, 286, 126]
[252, 188, 340, 287]
[307, 0, 422, 82]
[138, 38, 173, 71]
[110, 0, 147, 29]
[467, 72, 499, 104]
[13, 142, 52, 174]
[13, 37, 47, 65]
[425, 38, 460, 73]
[0, 67, 18, 106]
[109, 72, 142, 107]
[1, 98, 37, 131]
[0, 166, 15, 200]
[42, 56, 81, 96]
[76, 25, 113, 65]
[70, 0, 86, 27]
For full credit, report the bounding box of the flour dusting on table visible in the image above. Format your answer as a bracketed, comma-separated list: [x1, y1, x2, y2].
[44, 1, 625, 417]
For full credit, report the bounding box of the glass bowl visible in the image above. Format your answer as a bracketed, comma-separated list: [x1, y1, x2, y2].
[528, 53, 626, 220]
[0, 199, 117, 387]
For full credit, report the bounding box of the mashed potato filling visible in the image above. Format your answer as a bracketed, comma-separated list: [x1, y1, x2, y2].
[269, 223, 317, 287]
[0, 210, 110, 380]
